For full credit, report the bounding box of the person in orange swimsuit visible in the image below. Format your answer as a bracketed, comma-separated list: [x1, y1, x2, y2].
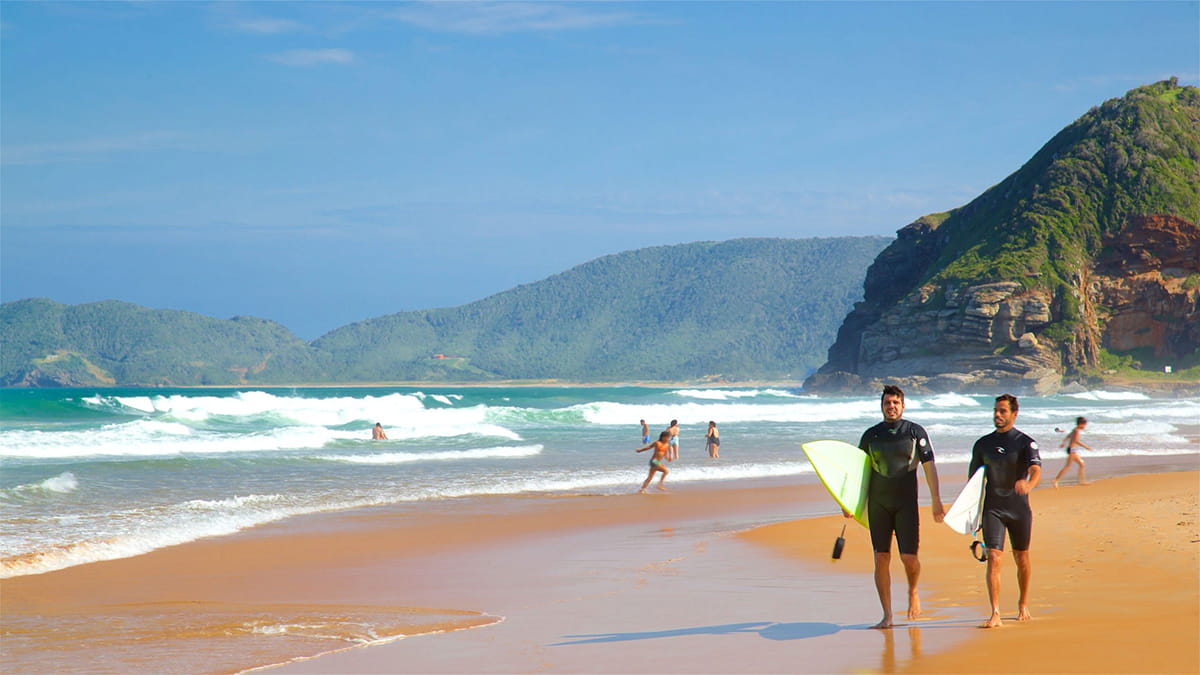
[636, 431, 671, 493]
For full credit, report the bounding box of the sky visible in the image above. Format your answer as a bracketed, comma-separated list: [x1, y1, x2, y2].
[2, 1, 1197, 339]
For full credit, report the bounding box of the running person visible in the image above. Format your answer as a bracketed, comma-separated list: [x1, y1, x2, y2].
[970, 393, 1042, 628]
[856, 385, 945, 629]
[1053, 416, 1092, 487]
[636, 431, 671, 492]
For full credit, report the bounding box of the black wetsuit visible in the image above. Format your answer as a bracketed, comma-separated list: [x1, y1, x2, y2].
[858, 419, 935, 555]
[969, 428, 1041, 551]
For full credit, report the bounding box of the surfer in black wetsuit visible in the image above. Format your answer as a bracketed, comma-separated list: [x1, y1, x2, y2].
[855, 385, 945, 629]
[969, 393, 1042, 628]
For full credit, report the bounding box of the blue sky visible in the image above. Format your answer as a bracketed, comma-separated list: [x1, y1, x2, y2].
[3, 1, 1197, 339]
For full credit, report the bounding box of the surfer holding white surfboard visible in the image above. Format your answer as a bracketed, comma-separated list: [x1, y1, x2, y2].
[855, 385, 946, 629]
[969, 393, 1042, 629]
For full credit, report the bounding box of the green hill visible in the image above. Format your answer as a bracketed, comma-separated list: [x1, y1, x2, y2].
[314, 237, 889, 382]
[810, 79, 1200, 394]
[1, 237, 888, 386]
[0, 298, 328, 386]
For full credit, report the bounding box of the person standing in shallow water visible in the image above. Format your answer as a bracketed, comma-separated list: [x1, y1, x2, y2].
[855, 385, 945, 629]
[970, 393, 1042, 628]
[640, 419, 649, 444]
[1054, 416, 1093, 487]
[636, 431, 671, 493]
[372, 423, 388, 440]
[666, 419, 680, 461]
[705, 421, 720, 458]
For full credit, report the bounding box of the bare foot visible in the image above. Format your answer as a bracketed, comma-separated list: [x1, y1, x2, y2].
[907, 594, 921, 621]
[870, 617, 894, 629]
[656, 485, 668, 492]
[1017, 607, 1032, 621]
[1053, 479, 1059, 488]
[638, 488, 646, 494]
[980, 612, 1003, 628]
[1079, 481, 1091, 486]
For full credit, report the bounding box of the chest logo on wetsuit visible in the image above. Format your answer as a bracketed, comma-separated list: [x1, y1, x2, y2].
[995, 446, 1006, 455]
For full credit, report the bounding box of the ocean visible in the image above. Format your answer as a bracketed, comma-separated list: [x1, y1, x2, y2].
[3, 384, 1198, 580]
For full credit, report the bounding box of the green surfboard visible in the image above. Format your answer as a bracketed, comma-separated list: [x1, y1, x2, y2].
[801, 439, 870, 527]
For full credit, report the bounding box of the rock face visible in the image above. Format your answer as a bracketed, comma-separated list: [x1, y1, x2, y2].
[1089, 215, 1200, 361]
[807, 214, 1199, 395]
[807, 80, 1200, 395]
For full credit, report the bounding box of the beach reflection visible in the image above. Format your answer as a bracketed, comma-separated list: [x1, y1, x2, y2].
[879, 625, 923, 672]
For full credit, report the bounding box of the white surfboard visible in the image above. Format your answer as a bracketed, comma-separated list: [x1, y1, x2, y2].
[944, 466, 986, 535]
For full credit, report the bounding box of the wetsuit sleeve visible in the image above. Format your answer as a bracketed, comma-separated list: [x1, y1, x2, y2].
[913, 424, 934, 464]
[858, 429, 870, 453]
[969, 438, 983, 477]
[1023, 434, 1043, 468]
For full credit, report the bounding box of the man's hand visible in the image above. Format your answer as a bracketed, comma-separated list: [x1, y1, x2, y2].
[931, 502, 946, 523]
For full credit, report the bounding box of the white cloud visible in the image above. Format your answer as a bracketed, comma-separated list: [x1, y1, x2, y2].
[1, 131, 188, 165]
[233, 17, 307, 35]
[266, 48, 355, 66]
[386, 2, 649, 34]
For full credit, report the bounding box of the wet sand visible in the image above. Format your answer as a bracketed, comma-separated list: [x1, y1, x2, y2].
[3, 462, 1197, 674]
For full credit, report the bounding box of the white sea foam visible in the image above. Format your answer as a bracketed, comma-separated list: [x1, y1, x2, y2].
[316, 445, 543, 464]
[1064, 390, 1152, 401]
[0, 423, 339, 459]
[419, 392, 464, 406]
[670, 388, 803, 400]
[1, 472, 80, 497]
[0, 410, 521, 459]
[581, 399, 880, 426]
[912, 393, 982, 408]
[40, 472, 79, 493]
[0, 492, 316, 578]
[88, 391, 433, 427]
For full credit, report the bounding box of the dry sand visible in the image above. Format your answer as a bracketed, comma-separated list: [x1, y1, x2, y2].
[2, 469, 1196, 674]
[743, 470, 1200, 674]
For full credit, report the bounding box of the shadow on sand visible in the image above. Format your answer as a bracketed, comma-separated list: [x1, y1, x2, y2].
[552, 621, 842, 646]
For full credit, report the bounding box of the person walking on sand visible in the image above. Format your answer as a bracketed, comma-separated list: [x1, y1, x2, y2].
[667, 419, 680, 461]
[636, 431, 671, 492]
[854, 385, 945, 629]
[970, 393, 1042, 628]
[1054, 416, 1093, 487]
[640, 419, 650, 444]
[705, 421, 720, 458]
[372, 423, 388, 440]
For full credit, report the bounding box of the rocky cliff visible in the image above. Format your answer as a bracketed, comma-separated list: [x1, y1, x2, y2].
[807, 80, 1200, 395]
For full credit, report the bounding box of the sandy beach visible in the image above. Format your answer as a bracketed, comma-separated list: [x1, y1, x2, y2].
[3, 459, 1197, 674]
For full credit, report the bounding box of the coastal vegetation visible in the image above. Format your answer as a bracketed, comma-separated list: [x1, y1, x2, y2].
[811, 79, 1200, 393]
[1, 237, 887, 386]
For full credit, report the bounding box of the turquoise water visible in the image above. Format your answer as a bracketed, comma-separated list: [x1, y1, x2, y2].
[2, 385, 1197, 578]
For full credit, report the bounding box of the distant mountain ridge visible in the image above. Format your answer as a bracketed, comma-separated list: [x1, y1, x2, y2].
[807, 79, 1200, 394]
[1, 237, 888, 387]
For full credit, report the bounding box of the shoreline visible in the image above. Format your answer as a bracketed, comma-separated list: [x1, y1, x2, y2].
[6, 378, 1198, 395]
[3, 459, 1196, 673]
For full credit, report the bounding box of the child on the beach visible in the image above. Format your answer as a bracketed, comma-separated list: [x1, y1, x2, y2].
[636, 431, 671, 493]
[1054, 416, 1094, 487]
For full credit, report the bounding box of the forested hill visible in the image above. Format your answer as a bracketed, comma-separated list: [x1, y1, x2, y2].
[809, 79, 1200, 395]
[1, 236, 889, 387]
